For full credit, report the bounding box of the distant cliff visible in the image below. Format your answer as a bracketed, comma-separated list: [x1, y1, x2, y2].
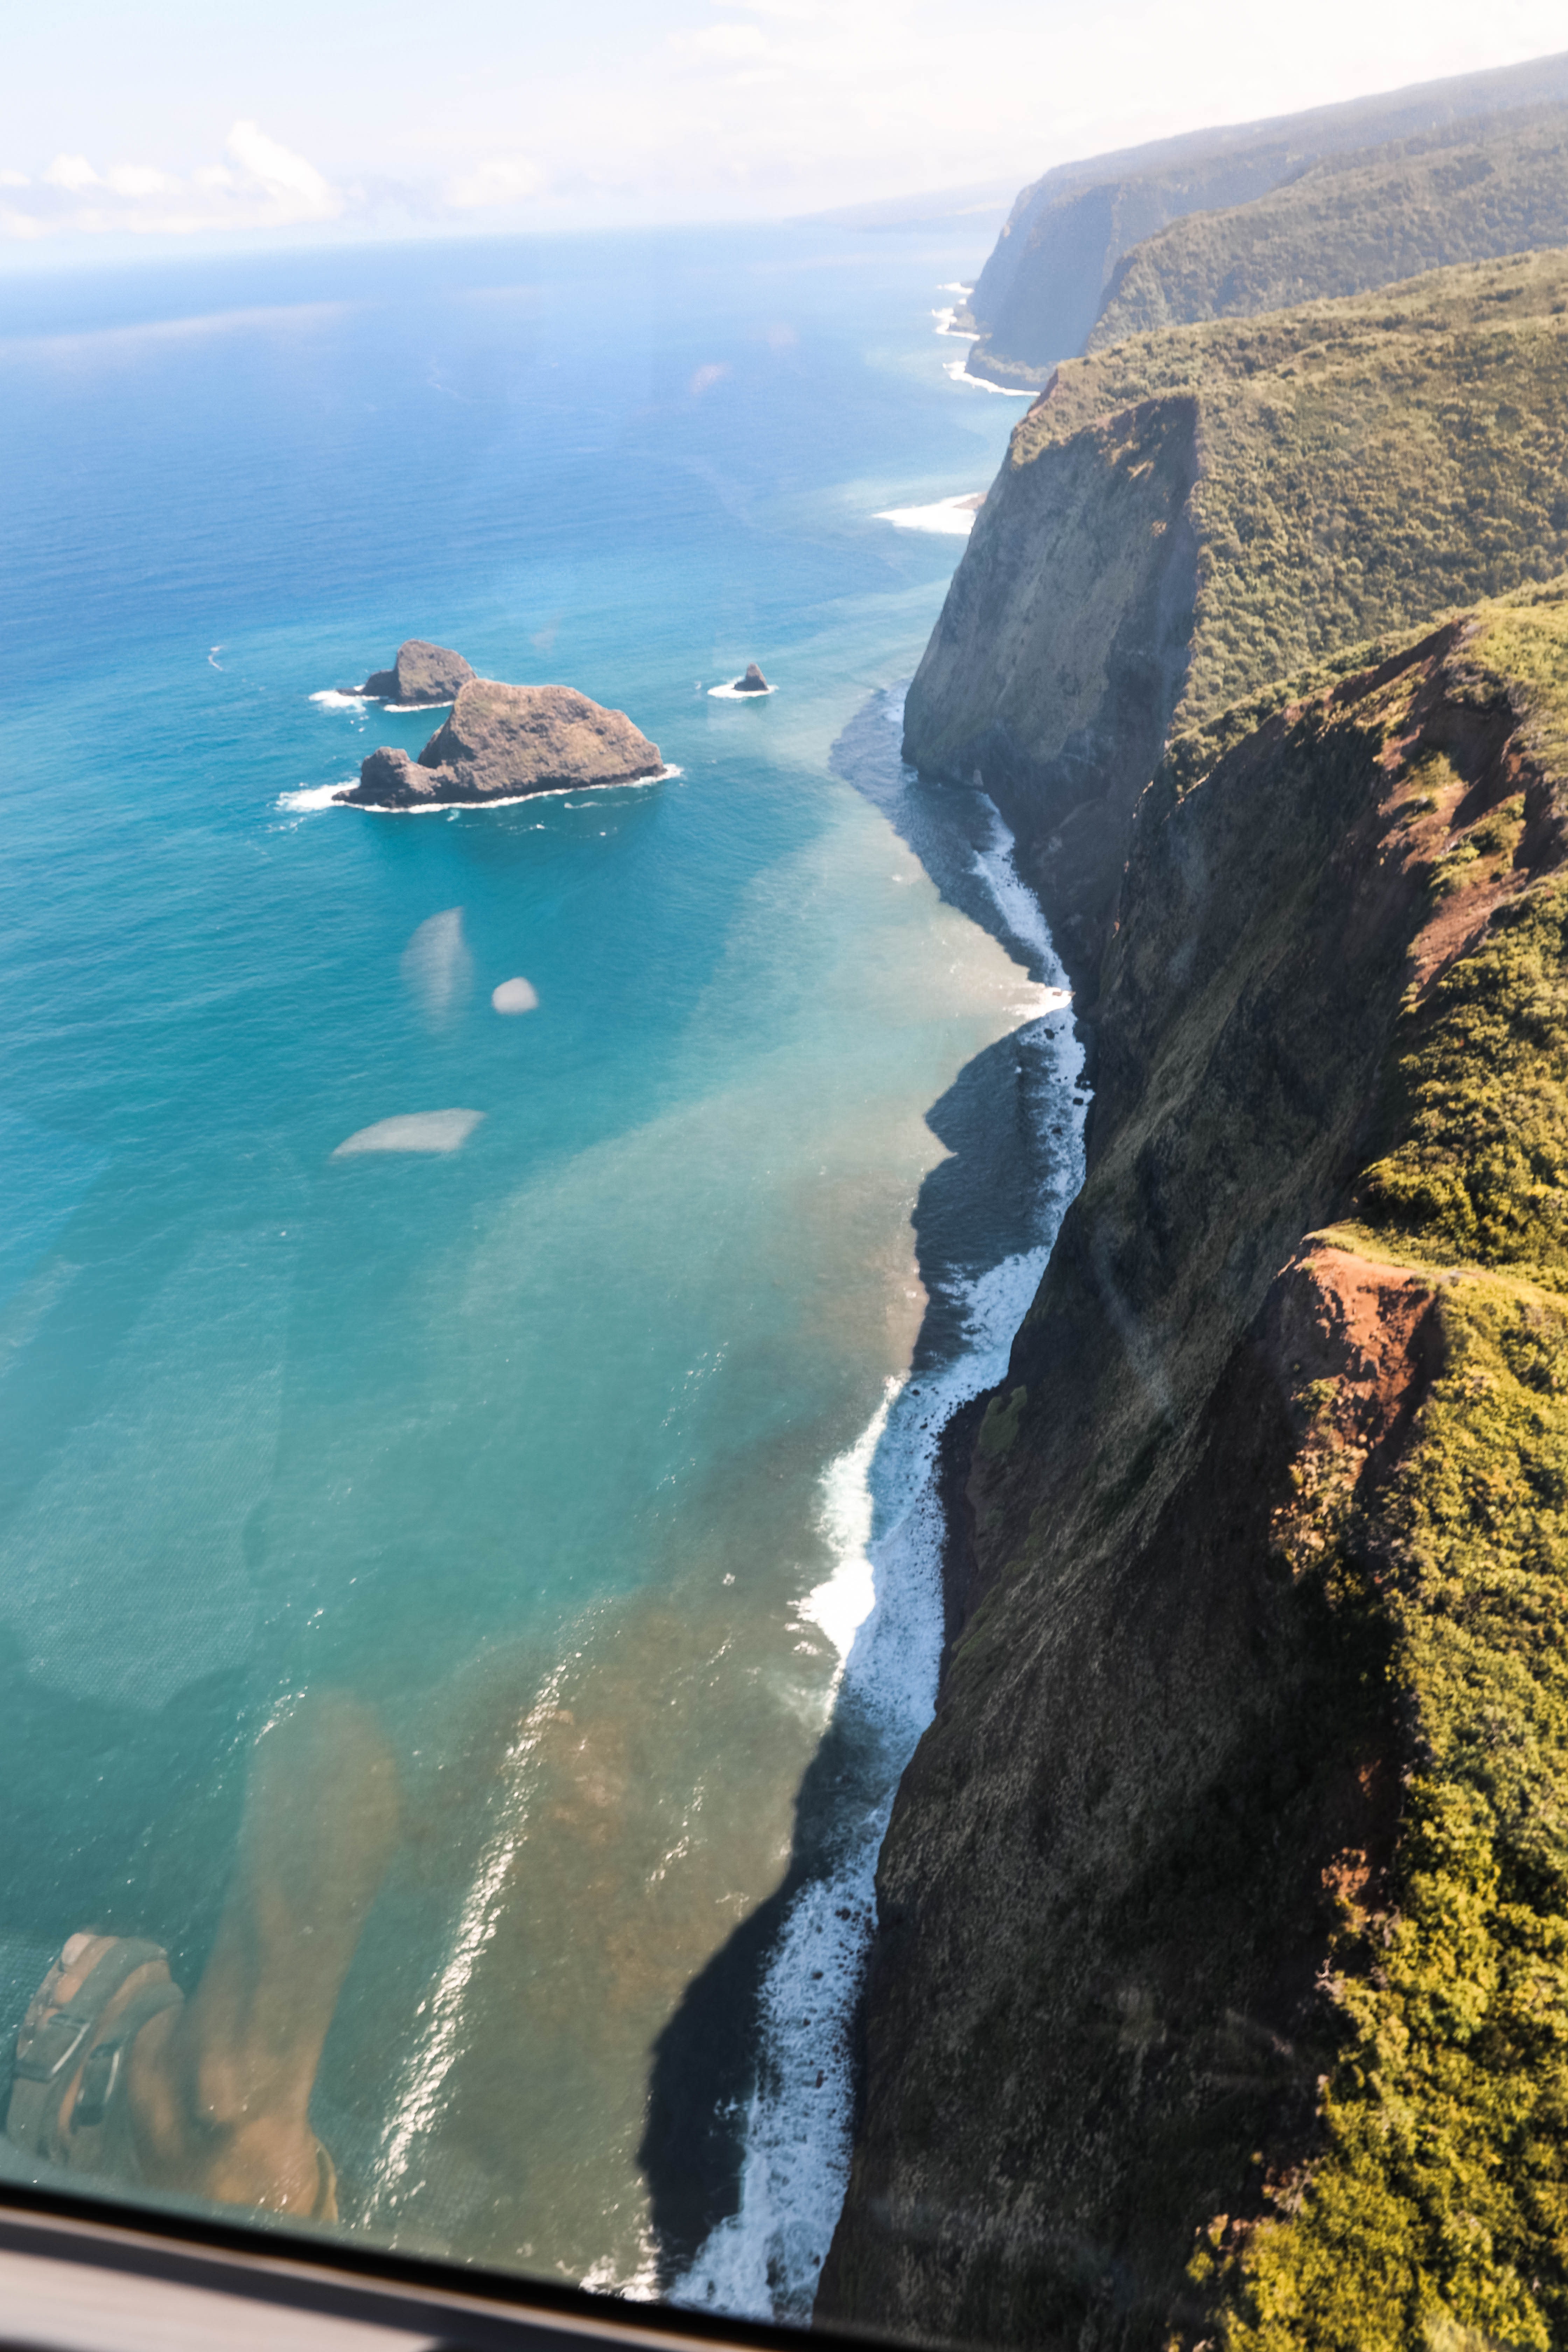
[909, 249, 1568, 984]
[824, 580, 1568, 2350]
[964, 54, 1568, 388]
[1090, 106, 1568, 351]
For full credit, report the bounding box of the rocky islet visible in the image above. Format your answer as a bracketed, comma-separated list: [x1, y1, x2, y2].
[337, 670, 663, 808]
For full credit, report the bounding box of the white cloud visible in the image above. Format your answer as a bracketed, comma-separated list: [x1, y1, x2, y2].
[2, 120, 342, 240]
[226, 118, 337, 209]
[103, 165, 179, 197]
[43, 153, 99, 191]
[3, 0, 1568, 250]
[687, 21, 772, 56]
[444, 153, 546, 210]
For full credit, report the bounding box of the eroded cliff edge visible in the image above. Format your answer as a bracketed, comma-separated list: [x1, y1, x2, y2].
[907, 250, 1568, 992]
[823, 584, 1568, 2350]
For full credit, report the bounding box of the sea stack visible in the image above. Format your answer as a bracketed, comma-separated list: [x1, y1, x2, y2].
[733, 663, 770, 693]
[357, 640, 476, 705]
[338, 679, 663, 809]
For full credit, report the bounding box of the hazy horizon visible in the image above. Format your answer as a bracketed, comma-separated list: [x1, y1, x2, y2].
[3, 0, 1566, 273]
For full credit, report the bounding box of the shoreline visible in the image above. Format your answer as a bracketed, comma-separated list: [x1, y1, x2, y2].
[656, 688, 1086, 2319]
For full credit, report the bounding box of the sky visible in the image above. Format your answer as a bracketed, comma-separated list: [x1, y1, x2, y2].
[2, 0, 1566, 266]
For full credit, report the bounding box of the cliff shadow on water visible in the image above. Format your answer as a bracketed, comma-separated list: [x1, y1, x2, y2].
[638, 688, 1087, 2305]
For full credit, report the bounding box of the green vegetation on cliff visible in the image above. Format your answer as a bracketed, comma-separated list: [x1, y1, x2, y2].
[827, 589, 1568, 2351]
[1089, 106, 1568, 354]
[965, 56, 1568, 387]
[1016, 249, 1568, 731]
[1194, 595, 1568, 2350]
[904, 249, 1568, 992]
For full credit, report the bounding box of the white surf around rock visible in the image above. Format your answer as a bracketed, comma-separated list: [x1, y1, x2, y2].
[277, 779, 358, 811]
[943, 357, 1035, 397]
[331, 1110, 485, 1158]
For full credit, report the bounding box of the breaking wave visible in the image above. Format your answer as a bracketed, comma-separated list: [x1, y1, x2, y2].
[674, 776, 1086, 2320]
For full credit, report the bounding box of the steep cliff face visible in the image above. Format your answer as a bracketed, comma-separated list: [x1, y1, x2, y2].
[1089, 106, 1568, 353]
[907, 250, 1568, 992]
[821, 587, 1568, 2350]
[900, 394, 1198, 981]
[964, 53, 1568, 388]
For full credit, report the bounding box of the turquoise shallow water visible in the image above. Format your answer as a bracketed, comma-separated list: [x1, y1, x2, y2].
[0, 220, 1066, 2297]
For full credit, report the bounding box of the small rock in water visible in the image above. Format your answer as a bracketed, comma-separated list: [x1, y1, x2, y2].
[492, 978, 539, 1014]
[733, 662, 770, 693]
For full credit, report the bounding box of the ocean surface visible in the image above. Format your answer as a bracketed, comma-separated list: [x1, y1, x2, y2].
[0, 218, 1082, 2310]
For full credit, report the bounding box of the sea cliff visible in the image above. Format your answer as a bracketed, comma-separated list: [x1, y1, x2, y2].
[963, 55, 1568, 390]
[907, 250, 1568, 989]
[1088, 106, 1568, 353]
[821, 231, 1568, 2350]
[824, 583, 1568, 2351]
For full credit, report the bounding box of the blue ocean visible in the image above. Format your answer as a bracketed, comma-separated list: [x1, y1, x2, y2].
[0, 219, 1082, 2310]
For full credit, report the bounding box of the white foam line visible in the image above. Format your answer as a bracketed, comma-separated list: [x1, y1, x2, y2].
[309, 692, 453, 711]
[931, 308, 979, 342]
[276, 767, 681, 817]
[943, 358, 1035, 397]
[707, 682, 777, 700]
[373, 1668, 569, 2212]
[276, 779, 357, 811]
[675, 896, 1087, 2323]
[798, 1381, 899, 1677]
[873, 495, 982, 538]
[971, 792, 1056, 967]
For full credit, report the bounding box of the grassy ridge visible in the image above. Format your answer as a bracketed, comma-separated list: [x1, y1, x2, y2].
[834, 572, 1568, 2347]
[1178, 596, 1568, 2347]
[965, 58, 1568, 385]
[1090, 106, 1568, 353]
[1015, 249, 1568, 735]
